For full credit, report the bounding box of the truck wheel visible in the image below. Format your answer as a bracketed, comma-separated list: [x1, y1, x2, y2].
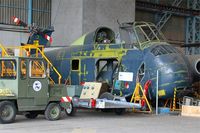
[25, 112, 38, 119]
[99, 92, 114, 112]
[45, 103, 61, 121]
[114, 108, 125, 115]
[0, 101, 17, 124]
[65, 102, 76, 116]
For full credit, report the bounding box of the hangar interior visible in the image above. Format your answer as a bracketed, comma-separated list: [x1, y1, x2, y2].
[0, 3, 200, 77]
[0, 0, 200, 92]
[0, 0, 199, 50]
[0, 0, 200, 118]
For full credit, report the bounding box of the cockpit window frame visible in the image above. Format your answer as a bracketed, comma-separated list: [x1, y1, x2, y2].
[119, 22, 166, 50]
[151, 45, 178, 57]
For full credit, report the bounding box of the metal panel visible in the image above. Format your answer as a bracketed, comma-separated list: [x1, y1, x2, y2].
[0, 0, 28, 25]
[185, 0, 200, 55]
[0, 0, 51, 28]
[32, 0, 51, 28]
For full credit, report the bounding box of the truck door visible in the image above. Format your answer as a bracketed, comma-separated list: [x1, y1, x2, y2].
[70, 59, 81, 85]
[27, 59, 49, 106]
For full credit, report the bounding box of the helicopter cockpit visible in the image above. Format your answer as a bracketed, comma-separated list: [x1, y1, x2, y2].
[95, 27, 115, 44]
[119, 22, 166, 50]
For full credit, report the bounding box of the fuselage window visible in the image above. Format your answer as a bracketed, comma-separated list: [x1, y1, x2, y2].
[162, 45, 173, 53]
[151, 45, 177, 56]
[159, 46, 168, 55]
[72, 59, 79, 71]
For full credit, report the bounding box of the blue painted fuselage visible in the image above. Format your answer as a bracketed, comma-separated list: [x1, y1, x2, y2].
[46, 42, 192, 100]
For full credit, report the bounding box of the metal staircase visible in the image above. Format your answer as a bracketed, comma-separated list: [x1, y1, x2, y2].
[156, 0, 183, 32]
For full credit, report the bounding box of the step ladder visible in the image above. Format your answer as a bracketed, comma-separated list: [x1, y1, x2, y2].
[130, 80, 152, 113]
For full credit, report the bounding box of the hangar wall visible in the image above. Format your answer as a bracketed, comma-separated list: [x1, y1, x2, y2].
[51, 0, 83, 46]
[51, 0, 135, 46]
[0, 0, 135, 46]
[136, 0, 187, 44]
[0, 27, 28, 46]
[0, 0, 51, 46]
[136, 11, 185, 44]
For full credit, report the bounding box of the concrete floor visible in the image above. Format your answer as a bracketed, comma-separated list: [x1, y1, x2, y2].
[0, 110, 200, 133]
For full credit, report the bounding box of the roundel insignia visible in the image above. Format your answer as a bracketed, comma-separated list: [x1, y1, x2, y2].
[33, 81, 42, 92]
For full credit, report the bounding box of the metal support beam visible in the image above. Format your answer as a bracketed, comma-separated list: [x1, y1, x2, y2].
[185, 0, 200, 55]
[156, 0, 183, 32]
[136, 1, 200, 17]
[28, 0, 32, 25]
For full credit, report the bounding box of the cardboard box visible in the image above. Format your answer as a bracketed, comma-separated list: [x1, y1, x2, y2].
[181, 105, 200, 117]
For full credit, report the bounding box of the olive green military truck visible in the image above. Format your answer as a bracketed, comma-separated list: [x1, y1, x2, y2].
[0, 45, 69, 124]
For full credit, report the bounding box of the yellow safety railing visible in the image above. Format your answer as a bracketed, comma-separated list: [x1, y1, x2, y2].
[0, 44, 9, 56]
[0, 42, 62, 84]
[36, 48, 62, 84]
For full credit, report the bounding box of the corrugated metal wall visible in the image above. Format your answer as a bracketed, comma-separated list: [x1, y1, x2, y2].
[0, 0, 28, 25]
[32, 0, 51, 28]
[0, 0, 51, 28]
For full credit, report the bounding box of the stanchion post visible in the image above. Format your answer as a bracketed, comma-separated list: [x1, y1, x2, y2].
[156, 70, 159, 115]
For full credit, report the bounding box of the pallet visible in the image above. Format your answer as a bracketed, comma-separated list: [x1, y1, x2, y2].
[181, 105, 200, 117]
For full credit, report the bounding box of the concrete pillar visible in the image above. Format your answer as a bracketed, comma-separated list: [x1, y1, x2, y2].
[51, 0, 135, 46]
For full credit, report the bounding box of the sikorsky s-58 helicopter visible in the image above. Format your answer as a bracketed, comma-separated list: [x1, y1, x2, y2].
[13, 17, 200, 102]
[45, 22, 200, 101]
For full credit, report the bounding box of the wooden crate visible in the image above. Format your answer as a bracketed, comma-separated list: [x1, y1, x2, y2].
[181, 105, 200, 117]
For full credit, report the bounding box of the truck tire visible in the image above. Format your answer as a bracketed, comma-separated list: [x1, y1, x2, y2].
[99, 92, 114, 112]
[25, 112, 38, 119]
[65, 102, 76, 116]
[0, 101, 17, 124]
[45, 103, 61, 121]
[114, 108, 125, 115]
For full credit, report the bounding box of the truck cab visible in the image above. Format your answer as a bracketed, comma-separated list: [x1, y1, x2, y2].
[0, 55, 68, 123]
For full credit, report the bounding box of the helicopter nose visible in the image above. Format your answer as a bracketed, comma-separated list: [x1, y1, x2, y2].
[152, 55, 191, 99]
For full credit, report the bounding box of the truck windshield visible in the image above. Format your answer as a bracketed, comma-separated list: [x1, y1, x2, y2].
[29, 60, 46, 78]
[0, 60, 17, 79]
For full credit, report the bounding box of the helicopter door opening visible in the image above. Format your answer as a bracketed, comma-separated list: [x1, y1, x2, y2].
[96, 59, 118, 86]
[70, 59, 80, 85]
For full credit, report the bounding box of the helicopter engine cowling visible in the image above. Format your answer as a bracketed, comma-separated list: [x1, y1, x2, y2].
[186, 55, 200, 82]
